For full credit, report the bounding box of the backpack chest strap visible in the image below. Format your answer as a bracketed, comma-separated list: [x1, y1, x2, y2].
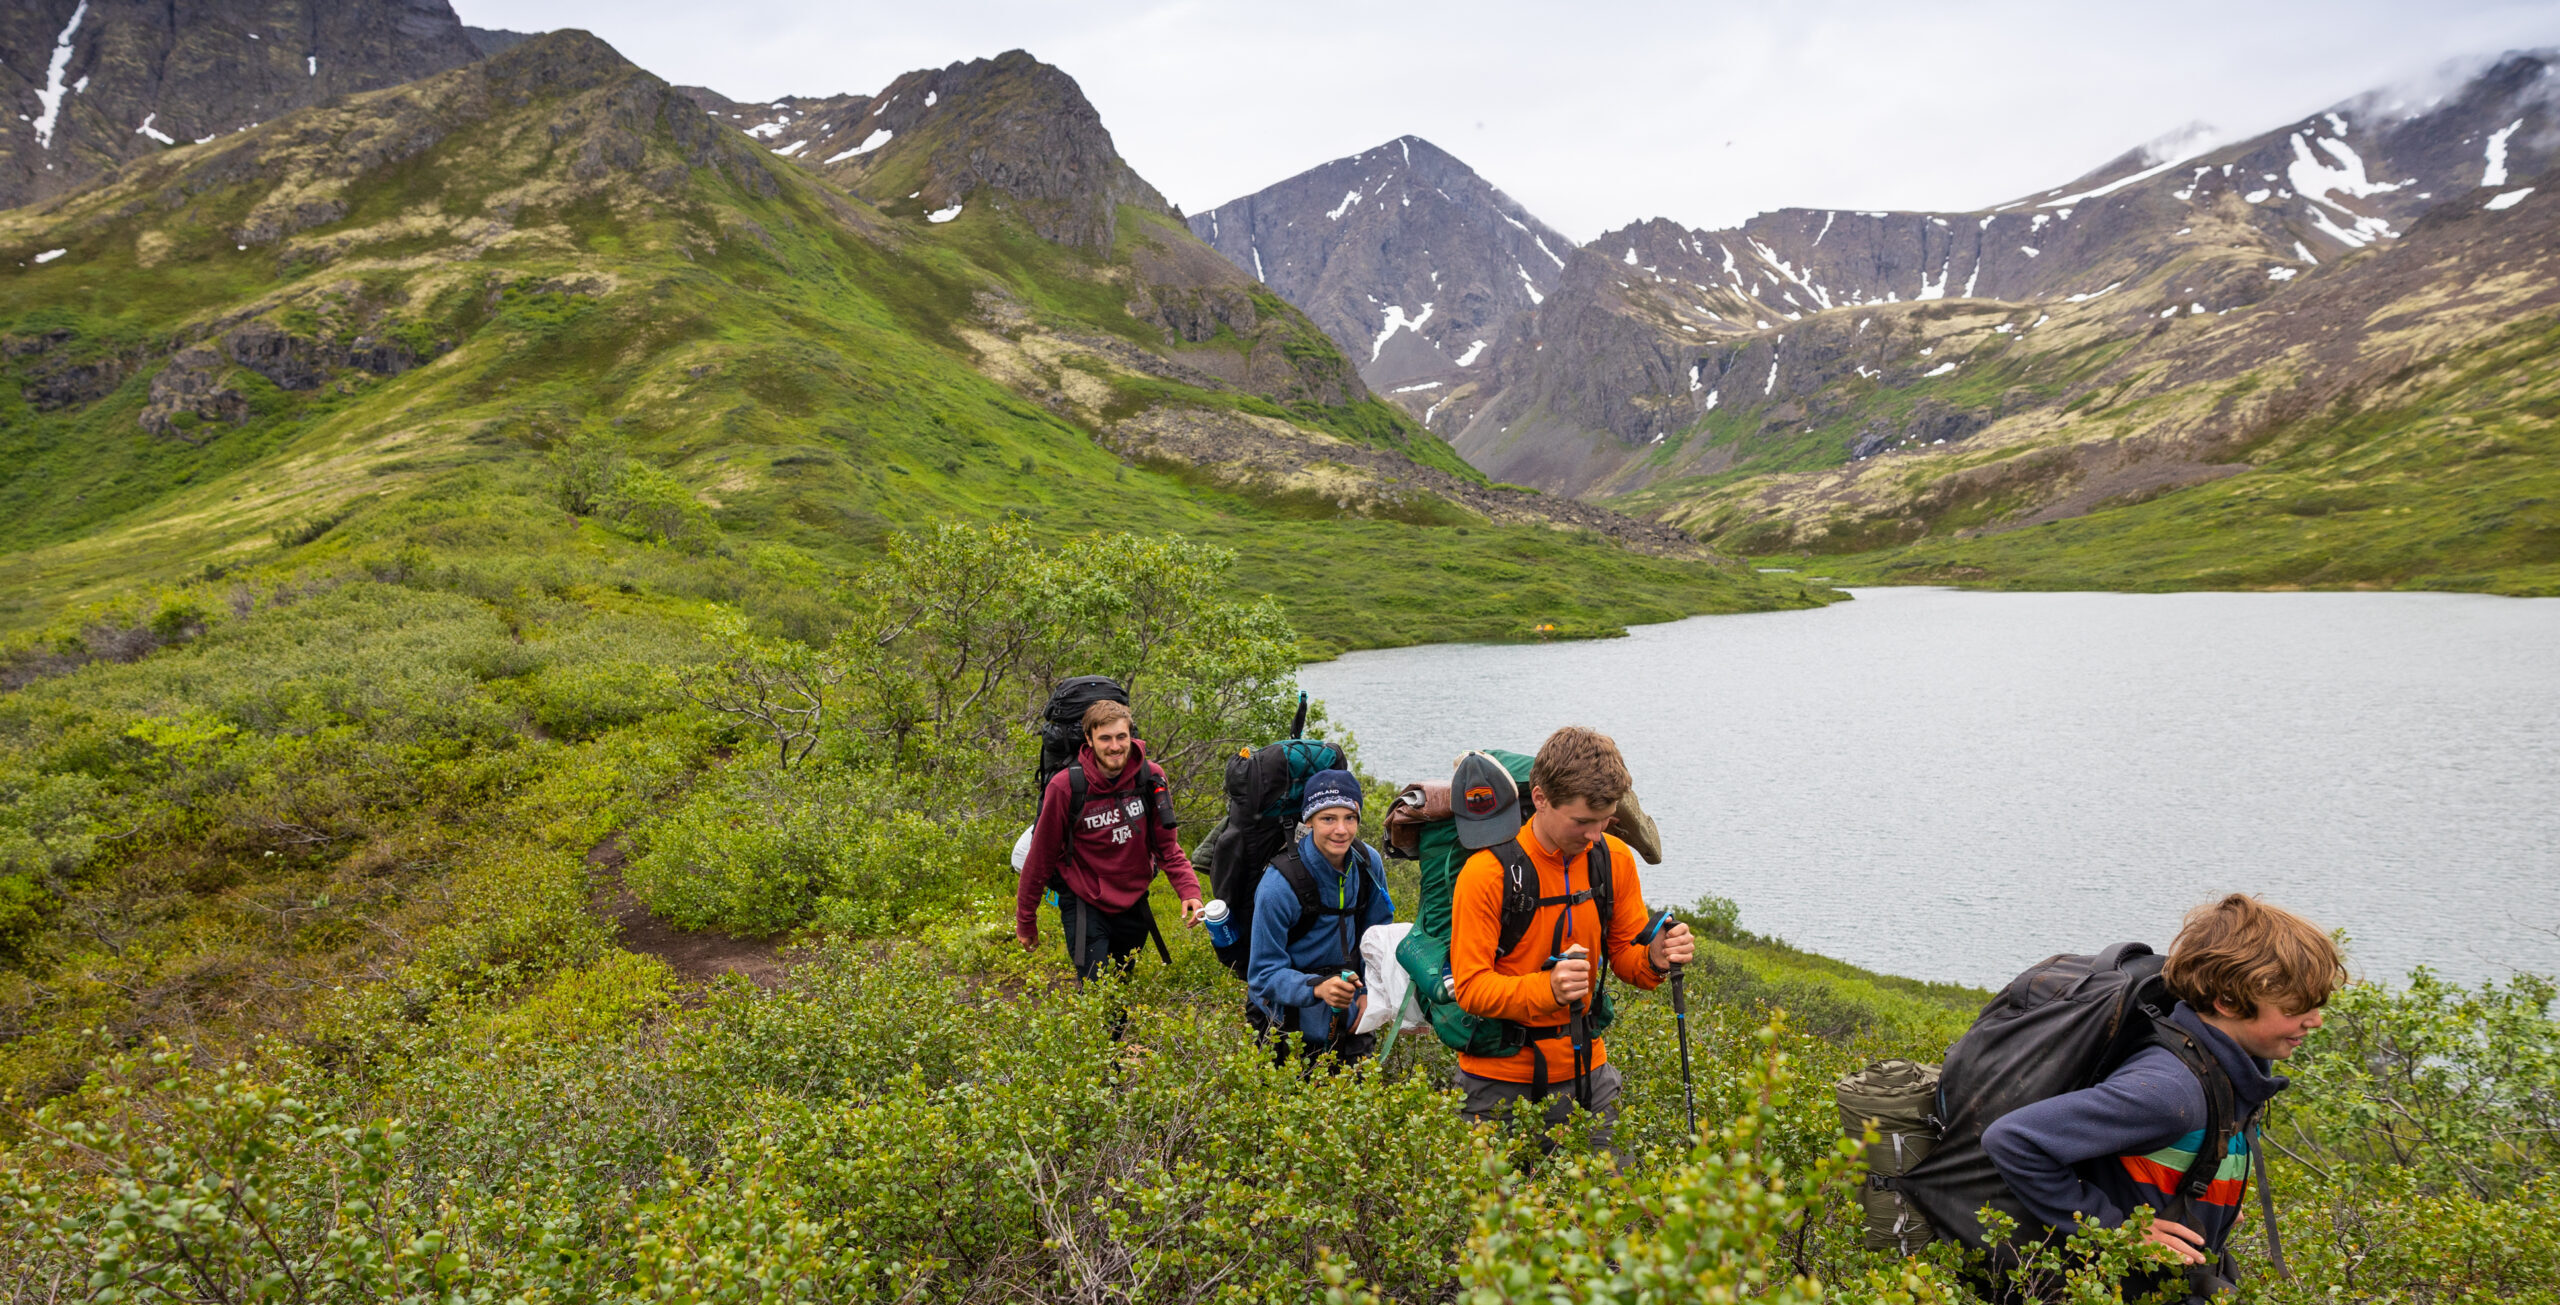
[1491, 838, 1614, 959]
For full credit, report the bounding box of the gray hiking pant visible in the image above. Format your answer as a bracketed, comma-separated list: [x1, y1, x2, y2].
[1458, 1062, 1624, 1163]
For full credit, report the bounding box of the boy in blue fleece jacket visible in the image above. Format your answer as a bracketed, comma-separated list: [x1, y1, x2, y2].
[1246, 769, 1395, 1066]
[1983, 895, 2345, 1295]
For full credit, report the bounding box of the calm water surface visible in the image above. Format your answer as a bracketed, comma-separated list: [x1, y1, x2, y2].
[1299, 588, 2560, 991]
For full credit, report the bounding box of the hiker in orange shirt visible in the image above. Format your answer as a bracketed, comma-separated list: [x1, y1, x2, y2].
[1447, 726, 1693, 1158]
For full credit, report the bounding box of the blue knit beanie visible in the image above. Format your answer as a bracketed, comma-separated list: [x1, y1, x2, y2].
[1301, 769, 1362, 821]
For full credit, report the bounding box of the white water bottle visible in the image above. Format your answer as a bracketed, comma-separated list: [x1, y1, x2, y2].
[1203, 899, 1238, 949]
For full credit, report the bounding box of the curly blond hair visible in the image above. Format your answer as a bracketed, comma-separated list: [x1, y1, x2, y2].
[2164, 894, 2348, 1018]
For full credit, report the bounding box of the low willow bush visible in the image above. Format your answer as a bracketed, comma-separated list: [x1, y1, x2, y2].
[621, 759, 1015, 937]
[6, 927, 2557, 1303]
[3, 944, 1490, 1302]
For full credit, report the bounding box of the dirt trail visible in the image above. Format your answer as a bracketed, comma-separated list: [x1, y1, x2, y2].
[586, 836, 789, 988]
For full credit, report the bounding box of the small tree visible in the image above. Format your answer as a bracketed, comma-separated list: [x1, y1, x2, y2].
[679, 607, 844, 766]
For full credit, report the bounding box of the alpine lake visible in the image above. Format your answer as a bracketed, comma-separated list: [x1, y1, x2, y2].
[1299, 587, 2560, 991]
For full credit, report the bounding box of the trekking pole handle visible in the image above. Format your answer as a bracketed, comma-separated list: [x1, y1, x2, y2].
[1635, 906, 1684, 970]
[1634, 906, 1673, 947]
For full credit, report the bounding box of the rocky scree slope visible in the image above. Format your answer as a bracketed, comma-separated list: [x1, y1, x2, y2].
[1186, 135, 1576, 434]
[0, 0, 493, 212]
[1439, 53, 2560, 581]
[0, 30, 1797, 642]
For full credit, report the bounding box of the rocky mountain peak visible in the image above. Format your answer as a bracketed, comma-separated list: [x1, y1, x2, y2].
[0, 0, 490, 211]
[1185, 134, 1574, 432]
[684, 50, 1172, 253]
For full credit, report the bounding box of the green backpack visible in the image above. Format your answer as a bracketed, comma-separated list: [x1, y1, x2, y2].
[1393, 750, 1618, 1058]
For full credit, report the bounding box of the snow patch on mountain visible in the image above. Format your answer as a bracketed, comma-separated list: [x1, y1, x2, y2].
[33, 1, 91, 152]
[2288, 132, 2403, 208]
[2483, 119, 2524, 187]
[2040, 154, 2190, 208]
[827, 130, 892, 163]
[1371, 303, 1434, 360]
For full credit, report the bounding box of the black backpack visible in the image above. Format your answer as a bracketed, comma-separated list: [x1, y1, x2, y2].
[1885, 943, 2240, 1252]
[1034, 674, 1166, 854]
[1205, 718, 1346, 977]
[1036, 676, 1130, 797]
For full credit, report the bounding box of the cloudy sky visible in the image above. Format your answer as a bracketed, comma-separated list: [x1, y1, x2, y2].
[455, 0, 2560, 241]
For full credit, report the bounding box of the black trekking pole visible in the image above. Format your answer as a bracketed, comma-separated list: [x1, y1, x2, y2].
[1539, 946, 1594, 1113]
[1639, 907, 1697, 1138]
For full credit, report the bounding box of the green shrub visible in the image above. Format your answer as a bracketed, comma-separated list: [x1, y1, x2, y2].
[605, 461, 719, 553]
[624, 763, 838, 935]
[625, 761, 1009, 937]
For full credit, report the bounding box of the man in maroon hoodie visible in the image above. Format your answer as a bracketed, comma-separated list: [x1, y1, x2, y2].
[1016, 699, 1205, 984]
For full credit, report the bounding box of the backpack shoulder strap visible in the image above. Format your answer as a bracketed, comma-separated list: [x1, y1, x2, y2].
[1270, 847, 1328, 944]
[1491, 840, 1544, 958]
[1347, 842, 1381, 914]
[1136, 760, 1172, 829]
[1047, 763, 1091, 880]
[1589, 836, 1615, 940]
[2148, 1023, 2239, 1203]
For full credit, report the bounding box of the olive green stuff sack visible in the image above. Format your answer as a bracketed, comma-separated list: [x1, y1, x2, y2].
[1836, 1058, 1944, 1253]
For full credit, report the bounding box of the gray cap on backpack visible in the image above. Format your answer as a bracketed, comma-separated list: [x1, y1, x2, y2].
[1451, 750, 1523, 851]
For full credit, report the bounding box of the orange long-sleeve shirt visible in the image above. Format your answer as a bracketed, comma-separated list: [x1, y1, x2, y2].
[1449, 822, 1661, 1085]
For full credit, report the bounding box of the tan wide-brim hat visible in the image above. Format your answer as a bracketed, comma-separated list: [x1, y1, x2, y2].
[1610, 788, 1663, 865]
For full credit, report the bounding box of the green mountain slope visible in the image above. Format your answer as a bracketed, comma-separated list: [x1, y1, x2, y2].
[0, 32, 1825, 654]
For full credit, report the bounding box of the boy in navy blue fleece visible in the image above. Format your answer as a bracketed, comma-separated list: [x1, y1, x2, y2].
[1246, 769, 1395, 1066]
[1982, 895, 2345, 1294]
